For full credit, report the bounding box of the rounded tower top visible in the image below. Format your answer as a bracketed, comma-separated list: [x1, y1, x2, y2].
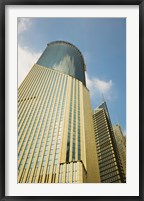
[36, 41, 86, 86]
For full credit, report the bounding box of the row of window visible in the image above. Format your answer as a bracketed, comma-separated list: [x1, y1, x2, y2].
[18, 71, 56, 151]
[59, 162, 78, 183]
[18, 71, 63, 170]
[19, 74, 68, 182]
[18, 70, 62, 159]
[18, 68, 53, 126]
[101, 170, 119, 181]
[100, 165, 118, 177]
[100, 161, 117, 172]
[18, 69, 58, 139]
[98, 150, 114, 161]
[99, 157, 116, 168]
[66, 80, 73, 162]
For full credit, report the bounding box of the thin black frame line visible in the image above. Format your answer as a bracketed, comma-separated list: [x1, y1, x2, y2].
[139, 1, 144, 201]
[0, 0, 143, 5]
[0, 1, 143, 201]
[0, 0, 5, 201]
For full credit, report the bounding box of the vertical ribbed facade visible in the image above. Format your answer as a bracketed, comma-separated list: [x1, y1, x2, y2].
[113, 124, 126, 176]
[18, 41, 100, 183]
[93, 102, 126, 183]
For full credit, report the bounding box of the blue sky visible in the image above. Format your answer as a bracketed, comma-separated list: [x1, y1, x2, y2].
[18, 17, 126, 134]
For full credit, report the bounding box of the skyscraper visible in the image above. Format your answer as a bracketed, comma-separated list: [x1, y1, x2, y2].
[113, 124, 126, 176]
[93, 102, 126, 183]
[18, 41, 100, 183]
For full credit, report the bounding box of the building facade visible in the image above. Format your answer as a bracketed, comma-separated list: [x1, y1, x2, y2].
[113, 124, 126, 176]
[18, 41, 100, 183]
[93, 102, 126, 183]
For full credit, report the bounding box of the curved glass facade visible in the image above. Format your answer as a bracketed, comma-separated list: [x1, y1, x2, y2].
[36, 41, 86, 85]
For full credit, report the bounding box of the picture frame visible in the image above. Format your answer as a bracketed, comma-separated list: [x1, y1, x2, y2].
[0, 0, 143, 200]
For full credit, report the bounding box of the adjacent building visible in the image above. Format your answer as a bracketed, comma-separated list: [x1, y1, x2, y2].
[18, 41, 100, 183]
[113, 124, 126, 176]
[93, 102, 126, 183]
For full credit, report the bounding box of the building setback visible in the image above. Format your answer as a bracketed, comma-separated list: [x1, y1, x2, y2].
[113, 124, 126, 176]
[18, 41, 100, 183]
[93, 102, 126, 183]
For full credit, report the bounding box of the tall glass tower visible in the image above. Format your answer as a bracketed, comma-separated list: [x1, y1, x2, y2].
[18, 41, 100, 183]
[93, 102, 126, 183]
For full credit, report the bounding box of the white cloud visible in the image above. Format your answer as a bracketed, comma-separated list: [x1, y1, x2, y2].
[85, 72, 114, 101]
[18, 18, 31, 34]
[94, 78, 113, 94]
[18, 45, 41, 86]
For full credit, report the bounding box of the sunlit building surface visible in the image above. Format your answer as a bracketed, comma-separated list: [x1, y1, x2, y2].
[113, 124, 126, 176]
[93, 102, 126, 183]
[18, 41, 100, 183]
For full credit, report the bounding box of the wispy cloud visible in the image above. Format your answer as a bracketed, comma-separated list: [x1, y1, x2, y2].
[18, 18, 32, 34]
[85, 72, 114, 101]
[18, 45, 41, 86]
[95, 78, 113, 94]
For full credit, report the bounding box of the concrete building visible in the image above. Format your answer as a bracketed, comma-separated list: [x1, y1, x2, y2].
[93, 102, 126, 183]
[113, 124, 126, 176]
[18, 41, 100, 183]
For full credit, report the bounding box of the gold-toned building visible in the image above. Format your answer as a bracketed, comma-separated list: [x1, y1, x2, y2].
[113, 124, 126, 176]
[93, 102, 126, 183]
[18, 41, 100, 183]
